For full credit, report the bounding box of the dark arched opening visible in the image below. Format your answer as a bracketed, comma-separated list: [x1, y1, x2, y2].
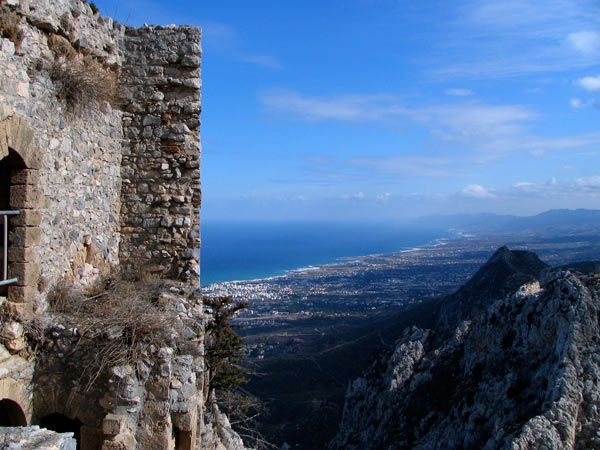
[0, 148, 26, 209]
[39, 413, 82, 448]
[0, 398, 27, 426]
[0, 149, 26, 296]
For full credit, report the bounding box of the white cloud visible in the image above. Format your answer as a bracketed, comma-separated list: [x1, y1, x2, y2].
[261, 91, 536, 152]
[263, 89, 600, 166]
[576, 75, 600, 93]
[341, 192, 366, 200]
[571, 98, 585, 109]
[567, 31, 600, 55]
[445, 89, 474, 96]
[575, 175, 600, 188]
[436, 0, 600, 78]
[570, 97, 599, 110]
[260, 90, 404, 122]
[377, 192, 391, 202]
[461, 184, 496, 199]
[529, 149, 545, 157]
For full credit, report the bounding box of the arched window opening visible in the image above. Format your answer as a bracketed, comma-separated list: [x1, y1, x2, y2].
[0, 149, 26, 295]
[39, 413, 82, 448]
[0, 398, 27, 426]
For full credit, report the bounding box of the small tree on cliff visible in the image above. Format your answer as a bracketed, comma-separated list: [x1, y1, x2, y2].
[203, 296, 249, 391]
[203, 296, 276, 449]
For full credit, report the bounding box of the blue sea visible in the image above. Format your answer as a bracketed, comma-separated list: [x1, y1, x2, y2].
[201, 221, 451, 286]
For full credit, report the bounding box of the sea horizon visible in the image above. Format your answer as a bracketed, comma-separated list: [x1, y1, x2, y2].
[200, 220, 451, 286]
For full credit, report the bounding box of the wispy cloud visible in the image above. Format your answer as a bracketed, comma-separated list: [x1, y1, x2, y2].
[261, 90, 534, 132]
[340, 192, 366, 200]
[202, 22, 281, 69]
[570, 97, 599, 110]
[504, 176, 600, 197]
[567, 31, 600, 55]
[260, 90, 404, 121]
[445, 88, 474, 96]
[262, 89, 600, 166]
[461, 184, 496, 199]
[434, 0, 600, 78]
[349, 156, 459, 177]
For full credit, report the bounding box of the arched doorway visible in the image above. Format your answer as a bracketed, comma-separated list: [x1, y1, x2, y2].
[0, 149, 26, 296]
[39, 413, 82, 448]
[0, 115, 43, 306]
[0, 398, 27, 426]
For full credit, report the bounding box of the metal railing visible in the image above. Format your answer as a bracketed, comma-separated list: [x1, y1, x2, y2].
[0, 210, 20, 286]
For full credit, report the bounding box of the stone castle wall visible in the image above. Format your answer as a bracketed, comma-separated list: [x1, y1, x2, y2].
[119, 25, 201, 280]
[0, 0, 125, 306]
[0, 0, 202, 303]
[0, 1, 207, 448]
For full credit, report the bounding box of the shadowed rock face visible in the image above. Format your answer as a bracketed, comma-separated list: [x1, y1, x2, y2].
[330, 248, 600, 450]
[436, 246, 549, 328]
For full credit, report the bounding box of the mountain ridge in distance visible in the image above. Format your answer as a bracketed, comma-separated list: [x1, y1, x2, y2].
[411, 208, 600, 233]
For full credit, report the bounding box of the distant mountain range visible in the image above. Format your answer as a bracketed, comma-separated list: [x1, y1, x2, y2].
[411, 208, 600, 234]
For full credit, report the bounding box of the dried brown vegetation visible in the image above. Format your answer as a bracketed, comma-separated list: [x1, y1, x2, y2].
[50, 55, 117, 111]
[44, 272, 201, 390]
[0, 6, 24, 48]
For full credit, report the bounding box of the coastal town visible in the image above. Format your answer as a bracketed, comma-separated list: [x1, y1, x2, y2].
[202, 230, 600, 333]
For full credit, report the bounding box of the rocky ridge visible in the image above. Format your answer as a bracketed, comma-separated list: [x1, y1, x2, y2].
[329, 248, 600, 449]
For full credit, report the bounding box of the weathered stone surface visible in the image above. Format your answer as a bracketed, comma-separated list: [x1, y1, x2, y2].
[8, 227, 41, 247]
[8, 262, 40, 287]
[0, 1, 238, 449]
[119, 25, 201, 283]
[8, 209, 42, 227]
[7, 285, 37, 303]
[0, 426, 76, 450]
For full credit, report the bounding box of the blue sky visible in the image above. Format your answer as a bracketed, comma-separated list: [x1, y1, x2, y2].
[95, 0, 600, 220]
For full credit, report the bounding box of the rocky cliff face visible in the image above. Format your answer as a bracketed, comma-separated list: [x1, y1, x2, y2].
[330, 248, 600, 450]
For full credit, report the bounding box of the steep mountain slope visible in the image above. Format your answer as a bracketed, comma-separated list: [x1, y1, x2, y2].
[330, 250, 600, 449]
[434, 246, 549, 328]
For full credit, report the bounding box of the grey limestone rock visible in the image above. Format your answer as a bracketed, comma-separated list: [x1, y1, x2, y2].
[330, 249, 600, 450]
[0, 426, 76, 450]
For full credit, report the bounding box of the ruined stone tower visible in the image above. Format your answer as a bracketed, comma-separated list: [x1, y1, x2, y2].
[0, 1, 238, 449]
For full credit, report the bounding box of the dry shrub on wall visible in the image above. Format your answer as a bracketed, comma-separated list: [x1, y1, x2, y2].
[0, 6, 24, 48]
[50, 55, 117, 112]
[46, 272, 201, 390]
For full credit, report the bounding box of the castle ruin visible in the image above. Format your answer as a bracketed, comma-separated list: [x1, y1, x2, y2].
[0, 1, 238, 449]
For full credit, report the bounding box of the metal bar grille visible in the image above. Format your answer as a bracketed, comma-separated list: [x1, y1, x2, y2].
[0, 210, 20, 286]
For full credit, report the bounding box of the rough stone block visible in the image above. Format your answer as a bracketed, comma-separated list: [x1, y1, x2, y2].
[147, 378, 170, 400]
[10, 169, 40, 186]
[9, 210, 41, 227]
[9, 227, 41, 247]
[103, 414, 126, 436]
[9, 185, 44, 209]
[102, 432, 137, 450]
[7, 246, 36, 263]
[2, 301, 33, 320]
[8, 262, 40, 286]
[7, 285, 37, 303]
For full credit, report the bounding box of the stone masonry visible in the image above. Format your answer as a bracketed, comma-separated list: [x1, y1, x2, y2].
[0, 1, 212, 449]
[119, 25, 202, 280]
